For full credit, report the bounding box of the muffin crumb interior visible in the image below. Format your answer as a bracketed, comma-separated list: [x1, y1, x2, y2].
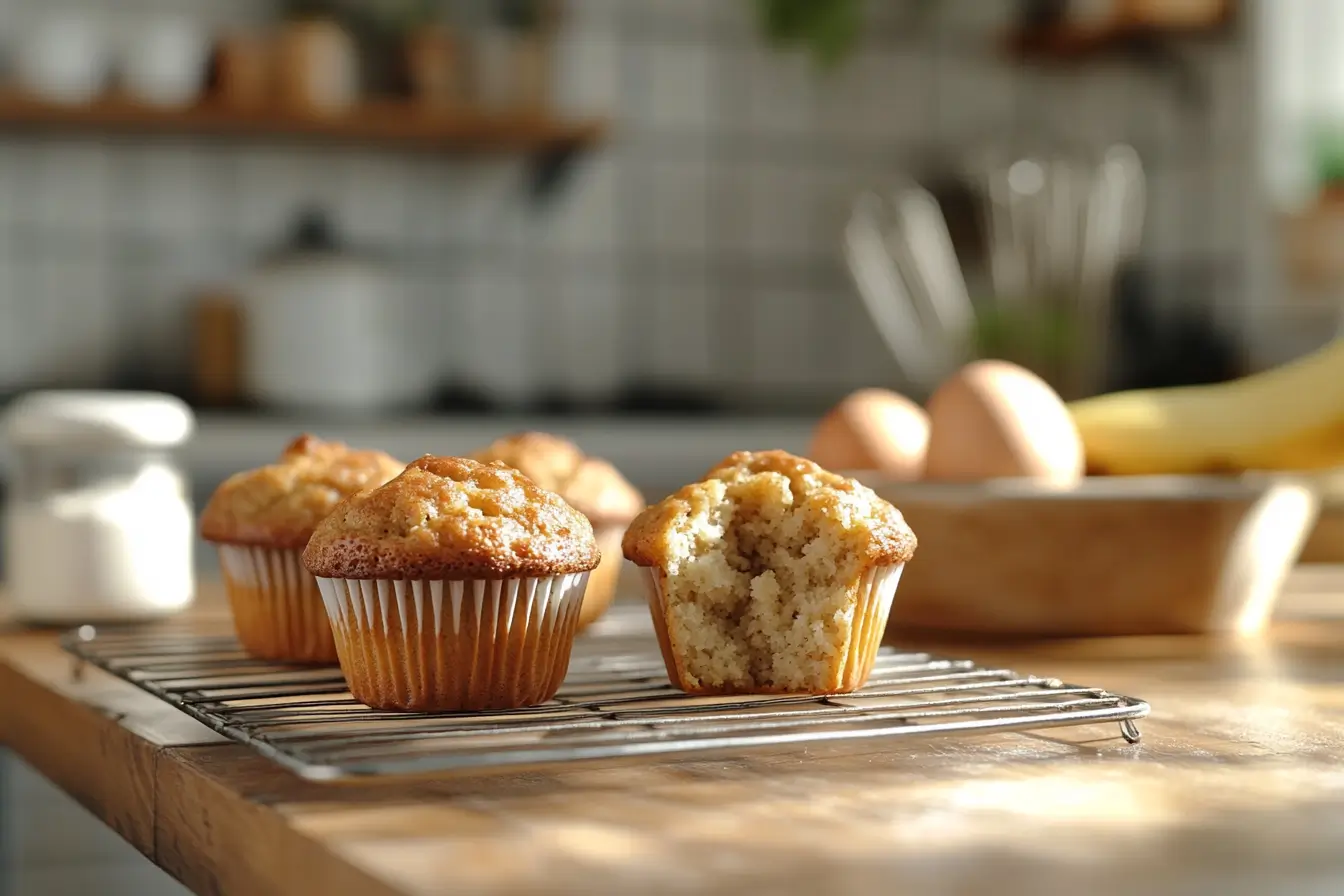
[632, 451, 914, 692]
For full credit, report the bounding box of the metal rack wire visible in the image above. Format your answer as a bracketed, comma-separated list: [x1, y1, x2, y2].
[62, 604, 1149, 781]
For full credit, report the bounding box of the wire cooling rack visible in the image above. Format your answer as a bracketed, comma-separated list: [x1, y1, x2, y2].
[62, 604, 1149, 781]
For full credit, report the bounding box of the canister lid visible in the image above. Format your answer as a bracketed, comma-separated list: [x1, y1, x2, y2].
[4, 391, 195, 448]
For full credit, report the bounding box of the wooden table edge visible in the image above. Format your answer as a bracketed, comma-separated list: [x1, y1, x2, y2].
[0, 635, 401, 896]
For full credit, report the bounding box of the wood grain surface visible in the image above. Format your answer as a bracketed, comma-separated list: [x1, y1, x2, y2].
[3, 575, 1344, 896]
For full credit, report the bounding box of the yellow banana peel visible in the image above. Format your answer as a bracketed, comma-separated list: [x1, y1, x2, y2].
[1067, 337, 1344, 475]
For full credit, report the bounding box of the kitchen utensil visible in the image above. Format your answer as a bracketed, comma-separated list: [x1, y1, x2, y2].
[984, 141, 1144, 394]
[895, 187, 978, 349]
[16, 14, 110, 105]
[241, 209, 434, 414]
[844, 186, 975, 388]
[1074, 144, 1146, 395]
[119, 16, 210, 108]
[860, 473, 1319, 637]
[3, 391, 196, 624]
[848, 142, 1144, 396]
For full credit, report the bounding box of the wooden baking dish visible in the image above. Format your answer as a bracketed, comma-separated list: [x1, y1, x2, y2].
[1299, 469, 1344, 563]
[860, 475, 1320, 638]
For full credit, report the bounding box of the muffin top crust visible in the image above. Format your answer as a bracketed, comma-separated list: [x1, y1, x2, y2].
[303, 455, 601, 580]
[471, 431, 644, 525]
[622, 449, 917, 570]
[200, 434, 405, 550]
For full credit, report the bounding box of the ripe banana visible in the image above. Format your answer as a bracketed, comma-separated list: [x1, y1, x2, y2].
[1067, 337, 1344, 475]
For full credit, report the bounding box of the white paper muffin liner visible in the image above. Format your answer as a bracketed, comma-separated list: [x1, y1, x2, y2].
[315, 572, 590, 712]
[216, 545, 337, 664]
[640, 562, 906, 695]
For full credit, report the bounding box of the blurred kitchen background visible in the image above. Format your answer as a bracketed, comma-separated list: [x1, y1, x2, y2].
[0, 0, 1293, 506]
[1, 0, 1343, 892]
[0, 0, 1341, 550]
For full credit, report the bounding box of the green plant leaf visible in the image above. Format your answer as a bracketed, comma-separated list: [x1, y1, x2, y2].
[752, 0, 862, 69]
[806, 0, 863, 69]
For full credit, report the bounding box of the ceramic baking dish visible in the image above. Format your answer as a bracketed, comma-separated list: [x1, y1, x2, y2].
[858, 474, 1320, 638]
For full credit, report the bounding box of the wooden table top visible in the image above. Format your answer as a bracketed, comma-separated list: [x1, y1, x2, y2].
[4, 571, 1344, 896]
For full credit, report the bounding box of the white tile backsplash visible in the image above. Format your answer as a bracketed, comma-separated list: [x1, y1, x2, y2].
[746, 285, 822, 390]
[639, 0, 721, 35]
[932, 0, 1019, 36]
[932, 53, 1020, 146]
[120, 141, 216, 242]
[449, 159, 529, 248]
[739, 46, 818, 138]
[233, 148, 313, 246]
[1142, 164, 1196, 265]
[1066, 66, 1135, 151]
[562, 0, 624, 36]
[1195, 44, 1255, 149]
[553, 30, 621, 116]
[632, 155, 711, 255]
[0, 143, 23, 231]
[633, 40, 714, 133]
[816, 48, 935, 145]
[459, 264, 537, 406]
[335, 153, 410, 246]
[403, 158, 468, 250]
[0, 0, 1258, 404]
[538, 153, 621, 254]
[30, 143, 113, 233]
[742, 162, 825, 262]
[539, 265, 625, 401]
[38, 250, 115, 384]
[0, 244, 29, 390]
[636, 270, 716, 388]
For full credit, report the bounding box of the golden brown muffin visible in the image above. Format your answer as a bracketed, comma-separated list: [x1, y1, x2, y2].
[303, 455, 601, 712]
[201, 434, 406, 550]
[201, 434, 404, 665]
[471, 432, 644, 630]
[624, 450, 916, 696]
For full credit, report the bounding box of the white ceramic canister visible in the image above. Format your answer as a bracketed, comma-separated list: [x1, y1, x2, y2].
[119, 15, 211, 109]
[241, 209, 435, 415]
[16, 14, 111, 105]
[3, 391, 196, 624]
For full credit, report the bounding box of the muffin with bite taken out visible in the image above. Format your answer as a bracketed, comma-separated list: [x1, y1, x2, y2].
[199, 435, 404, 664]
[623, 450, 916, 696]
[303, 455, 600, 712]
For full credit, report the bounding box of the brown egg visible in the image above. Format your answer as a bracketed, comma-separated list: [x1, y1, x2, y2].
[808, 388, 929, 479]
[923, 360, 1084, 484]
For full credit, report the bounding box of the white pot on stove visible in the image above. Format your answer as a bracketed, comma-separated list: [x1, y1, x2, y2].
[242, 209, 435, 415]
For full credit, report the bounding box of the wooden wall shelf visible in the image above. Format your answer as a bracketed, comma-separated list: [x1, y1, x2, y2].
[1006, 15, 1235, 61]
[0, 91, 607, 155]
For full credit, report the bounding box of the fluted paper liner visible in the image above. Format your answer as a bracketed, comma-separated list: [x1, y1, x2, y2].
[217, 545, 337, 664]
[640, 563, 906, 695]
[316, 573, 590, 712]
